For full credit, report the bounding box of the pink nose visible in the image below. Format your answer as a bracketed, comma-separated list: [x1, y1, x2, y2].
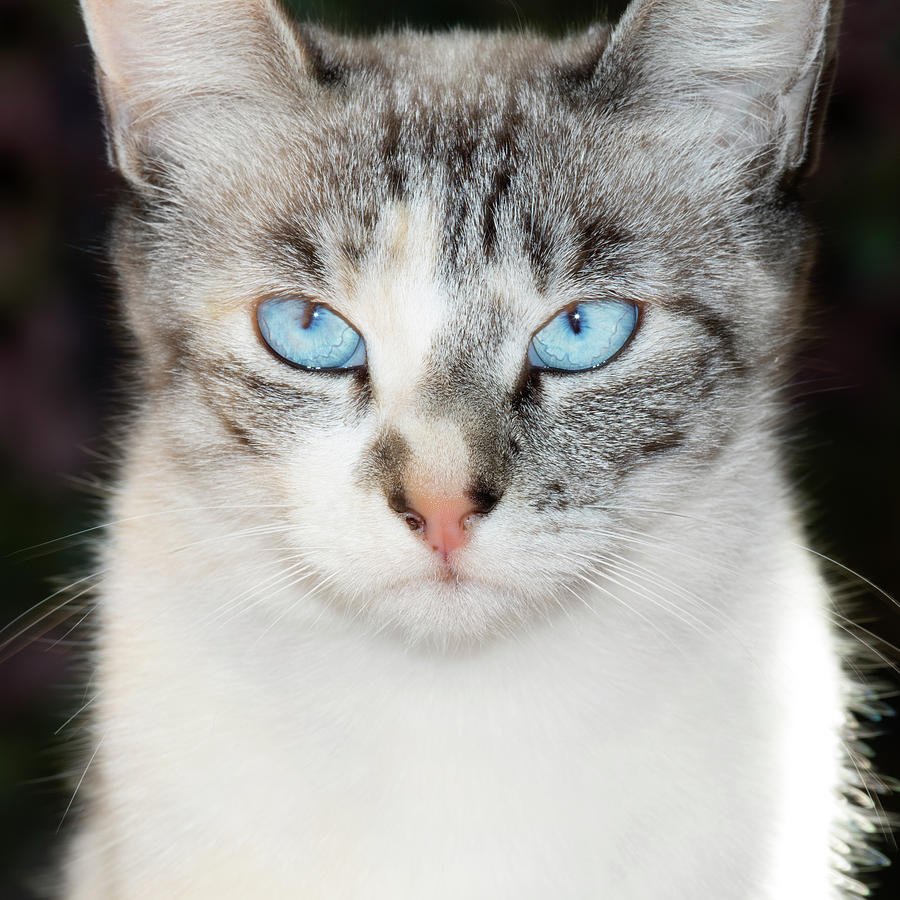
[401, 492, 479, 562]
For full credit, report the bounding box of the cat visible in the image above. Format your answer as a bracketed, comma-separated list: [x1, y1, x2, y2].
[61, 0, 892, 896]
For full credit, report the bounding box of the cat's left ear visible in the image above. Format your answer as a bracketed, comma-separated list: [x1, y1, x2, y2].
[600, 0, 842, 184]
[79, 0, 315, 191]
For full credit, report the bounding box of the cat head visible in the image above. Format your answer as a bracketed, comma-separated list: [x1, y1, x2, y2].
[81, 0, 840, 645]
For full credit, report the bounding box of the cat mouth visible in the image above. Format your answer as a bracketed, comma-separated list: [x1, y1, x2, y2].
[392, 563, 479, 590]
[435, 564, 463, 585]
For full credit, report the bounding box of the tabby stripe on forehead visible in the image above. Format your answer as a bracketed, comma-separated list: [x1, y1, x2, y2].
[482, 167, 512, 257]
[481, 113, 520, 258]
[442, 118, 478, 267]
[521, 210, 554, 291]
[441, 109, 521, 267]
[380, 107, 405, 200]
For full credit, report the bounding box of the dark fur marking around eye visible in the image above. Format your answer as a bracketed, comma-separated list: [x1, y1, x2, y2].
[269, 219, 327, 283]
[640, 432, 687, 455]
[185, 364, 292, 455]
[569, 213, 634, 278]
[191, 350, 331, 411]
[550, 380, 697, 477]
[210, 403, 265, 454]
[666, 296, 747, 375]
[348, 367, 372, 414]
[510, 366, 543, 414]
[293, 233, 327, 282]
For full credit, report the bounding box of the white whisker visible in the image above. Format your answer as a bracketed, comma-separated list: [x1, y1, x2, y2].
[58, 733, 105, 833]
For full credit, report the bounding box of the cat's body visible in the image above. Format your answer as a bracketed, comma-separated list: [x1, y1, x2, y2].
[67, 442, 843, 898]
[66, 0, 882, 896]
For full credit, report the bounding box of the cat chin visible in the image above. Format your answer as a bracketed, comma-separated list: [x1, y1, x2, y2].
[325, 576, 556, 649]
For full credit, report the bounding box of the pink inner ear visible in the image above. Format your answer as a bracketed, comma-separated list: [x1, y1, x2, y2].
[80, 0, 147, 88]
[79, 0, 292, 102]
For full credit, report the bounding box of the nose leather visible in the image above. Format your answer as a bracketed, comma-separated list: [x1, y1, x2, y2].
[401, 492, 479, 562]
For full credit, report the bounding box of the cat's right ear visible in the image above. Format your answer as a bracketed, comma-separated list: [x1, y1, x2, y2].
[599, 0, 842, 185]
[79, 0, 314, 190]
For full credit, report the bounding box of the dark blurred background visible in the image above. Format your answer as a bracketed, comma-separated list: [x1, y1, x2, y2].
[1, 0, 898, 896]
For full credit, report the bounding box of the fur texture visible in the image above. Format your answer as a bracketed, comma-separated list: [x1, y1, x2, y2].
[63, 0, 890, 896]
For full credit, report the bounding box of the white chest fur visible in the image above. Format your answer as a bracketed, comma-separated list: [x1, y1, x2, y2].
[66, 482, 846, 899]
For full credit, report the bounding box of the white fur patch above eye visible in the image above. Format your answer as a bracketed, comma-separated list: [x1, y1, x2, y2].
[353, 199, 447, 417]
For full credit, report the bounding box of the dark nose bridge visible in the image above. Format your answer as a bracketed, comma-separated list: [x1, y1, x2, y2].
[363, 400, 511, 534]
[361, 310, 516, 522]
[430, 382, 516, 504]
[417, 339, 518, 507]
[365, 427, 411, 513]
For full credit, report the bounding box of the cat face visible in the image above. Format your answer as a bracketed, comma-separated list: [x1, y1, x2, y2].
[83, 1, 838, 644]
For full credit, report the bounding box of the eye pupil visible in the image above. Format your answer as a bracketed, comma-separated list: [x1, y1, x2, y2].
[568, 308, 582, 335]
[300, 302, 318, 330]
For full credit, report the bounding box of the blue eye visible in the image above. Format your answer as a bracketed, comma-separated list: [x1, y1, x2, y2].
[257, 297, 366, 370]
[528, 300, 638, 372]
